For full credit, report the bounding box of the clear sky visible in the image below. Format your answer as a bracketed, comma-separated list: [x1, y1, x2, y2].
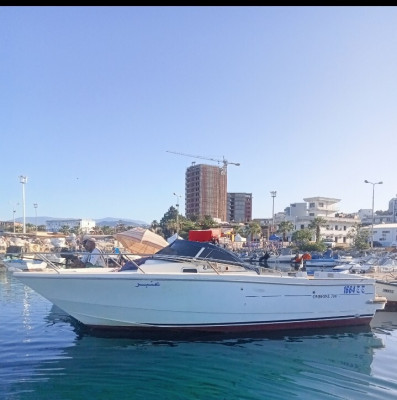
[1, 6, 396, 224]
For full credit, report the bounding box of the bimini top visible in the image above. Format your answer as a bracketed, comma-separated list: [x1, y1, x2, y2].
[155, 239, 243, 265]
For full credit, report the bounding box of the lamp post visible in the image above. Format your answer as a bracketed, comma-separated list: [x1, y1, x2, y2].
[33, 203, 38, 232]
[173, 192, 181, 234]
[364, 180, 383, 249]
[270, 191, 277, 233]
[19, 176, 28, 234]
[13, 208, 16, 233]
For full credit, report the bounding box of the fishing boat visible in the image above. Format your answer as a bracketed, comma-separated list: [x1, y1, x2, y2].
[14, 240, 386, 333]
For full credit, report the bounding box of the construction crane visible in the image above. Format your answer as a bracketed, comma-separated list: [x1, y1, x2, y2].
[166, 150, 240, 175]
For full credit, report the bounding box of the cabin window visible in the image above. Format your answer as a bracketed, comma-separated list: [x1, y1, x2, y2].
[182, 268, 198, 273]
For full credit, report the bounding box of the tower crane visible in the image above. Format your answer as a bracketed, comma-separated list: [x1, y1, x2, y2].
[166, 150, 240, 175]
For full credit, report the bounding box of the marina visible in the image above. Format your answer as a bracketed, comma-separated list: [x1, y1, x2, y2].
[1, 266, 397, 399]
[2, 6, 397, 398]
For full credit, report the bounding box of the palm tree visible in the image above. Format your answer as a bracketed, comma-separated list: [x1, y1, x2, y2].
[277, 221, 294, 242]
[308, 217, 327, 243]
[246, 222, 262, 241]
[232, 224, 246, 237]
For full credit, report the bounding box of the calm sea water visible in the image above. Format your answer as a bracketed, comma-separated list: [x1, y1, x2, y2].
[1, 268, 397, 400]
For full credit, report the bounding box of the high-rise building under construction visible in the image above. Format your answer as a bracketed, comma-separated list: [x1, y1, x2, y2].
[185, 164, 227, 221]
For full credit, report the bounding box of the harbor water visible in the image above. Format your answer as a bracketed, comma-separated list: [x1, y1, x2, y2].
[1, 267, 397, 400]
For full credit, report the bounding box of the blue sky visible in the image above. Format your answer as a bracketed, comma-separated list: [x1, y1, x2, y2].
[1, 6, 396, 224]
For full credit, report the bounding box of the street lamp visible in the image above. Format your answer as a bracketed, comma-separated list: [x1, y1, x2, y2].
[364, 180, 383, 249]
[19, 176, 28, 234]
[270, 191, 277, 233]
[13, 208, 16, 233]
[173, 192, 182, 234]
[33, 203, 38, 232]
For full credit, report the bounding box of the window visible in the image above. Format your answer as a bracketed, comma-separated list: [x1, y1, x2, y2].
[309, 203, 315, 208]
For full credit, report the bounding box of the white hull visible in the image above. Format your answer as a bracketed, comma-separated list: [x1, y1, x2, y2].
[375, 280, 397, 309]
[14, 268, 385, 332]
[305, 259, 337, 268]
[4, 259, 47, 271]
[265, 255, 293, 264]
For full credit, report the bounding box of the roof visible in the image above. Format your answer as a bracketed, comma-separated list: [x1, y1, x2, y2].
[303, 197, 341, 203]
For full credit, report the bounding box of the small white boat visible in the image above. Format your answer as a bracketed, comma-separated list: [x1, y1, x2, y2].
[375, 279, 397, 310]
[265, 248, 295, 264]
[14, 240, 386, 333]
[3, 258, 47, 271]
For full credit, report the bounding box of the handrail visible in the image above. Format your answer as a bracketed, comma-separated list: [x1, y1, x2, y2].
[35, 253, 61, 274]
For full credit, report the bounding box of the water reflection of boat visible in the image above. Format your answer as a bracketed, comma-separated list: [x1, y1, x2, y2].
[370, 310, 397, 331]
[4, 320, 386, 399]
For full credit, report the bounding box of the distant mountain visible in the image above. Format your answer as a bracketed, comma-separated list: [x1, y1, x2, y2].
[10, 216, 149, 227]
[95, 218, 148, 227]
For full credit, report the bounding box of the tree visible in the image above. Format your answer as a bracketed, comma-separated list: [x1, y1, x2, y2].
[60, 225, 70, 235]
[277, 221, 294, 242]
[150, 220, 162, 235]
[347, 223, 370, 250]
[232, 224, 246, 237]
[159, 206, 179, 238]
[246, 221, 262, 241]
[26, 223, 36, 233]
[101, 225, 113, 235]
[178, 218, 197, 240]
[197, 215, 219, 230]
[308, 217, 327, 243]
[292, 229, 312, 247]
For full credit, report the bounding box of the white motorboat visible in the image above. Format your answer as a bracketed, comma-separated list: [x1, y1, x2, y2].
[14, 240, 386, 333]
[265, 248, 295, 264]
[3, 257, 47, 271]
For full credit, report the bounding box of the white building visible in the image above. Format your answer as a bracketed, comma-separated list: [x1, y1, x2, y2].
[364, 223, 397, 247]
[283, 197, 359, 246]
[46, 218, 96, 233]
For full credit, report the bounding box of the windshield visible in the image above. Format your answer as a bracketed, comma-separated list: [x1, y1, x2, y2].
[155, 240, 243, 264]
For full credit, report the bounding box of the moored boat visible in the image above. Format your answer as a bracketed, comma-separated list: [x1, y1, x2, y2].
[3, 258, 47, 271]
[375, 279, 397, 311]
[14, 240, 386, 333]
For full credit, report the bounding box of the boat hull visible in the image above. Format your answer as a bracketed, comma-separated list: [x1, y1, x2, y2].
[376, 280, 397, 311]
[14, 270, 385, 332]
[3, 259, 47, 271]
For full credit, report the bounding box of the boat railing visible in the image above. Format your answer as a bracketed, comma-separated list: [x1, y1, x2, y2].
[35, 253, 62, 274]
[19, 251, 144, 272]
[151, 254, 261, 274]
